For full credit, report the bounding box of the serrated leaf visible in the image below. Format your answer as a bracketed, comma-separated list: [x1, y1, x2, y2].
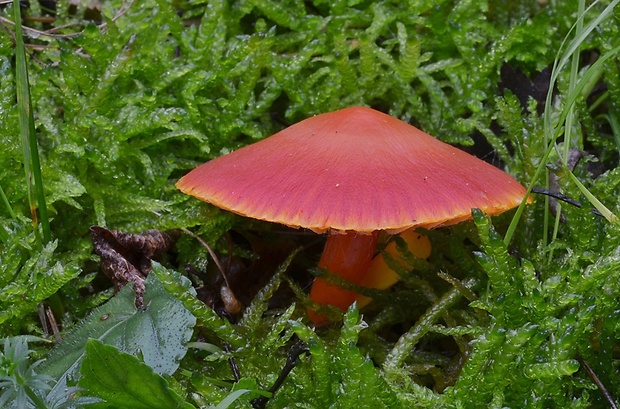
[79, 339, 195, 409]
[41, 270, 195, 391]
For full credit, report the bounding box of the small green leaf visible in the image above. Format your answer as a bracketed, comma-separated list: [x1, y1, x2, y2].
[79, 339, 195, 409]
[41, 270, 195, 389]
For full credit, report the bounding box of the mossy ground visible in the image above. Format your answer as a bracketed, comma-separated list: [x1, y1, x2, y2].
[1, 1, 619, 408]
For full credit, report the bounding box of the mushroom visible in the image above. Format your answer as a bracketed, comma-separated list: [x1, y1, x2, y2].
[176, 106, 530, 324]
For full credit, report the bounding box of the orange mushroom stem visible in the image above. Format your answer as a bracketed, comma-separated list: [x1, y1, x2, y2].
[308, 231, 379, 325]
[356, 230, 432, 309]
[308, 230, 431, 325]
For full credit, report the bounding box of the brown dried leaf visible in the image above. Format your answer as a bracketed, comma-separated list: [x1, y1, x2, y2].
[91, 226, 174, 307]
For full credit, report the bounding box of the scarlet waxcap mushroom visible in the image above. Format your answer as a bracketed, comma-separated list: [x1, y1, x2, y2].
[176, 106, 531, 324]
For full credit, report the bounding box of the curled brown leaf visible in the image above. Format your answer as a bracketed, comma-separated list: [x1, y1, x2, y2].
[90, 226, 174, 307]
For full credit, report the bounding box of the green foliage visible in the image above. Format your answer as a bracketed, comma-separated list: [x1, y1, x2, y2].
[0, 219, 81, 335]
[446, 210, 620, 408]
[40, 271, 195, 396]
[0, 336, 96, 408]
[152, 260, 244, 348]
[0, 336, 53, 409]
[1, 0, 620, 408]
[276, 308, 404, 408]
[78, 339, 195, 409]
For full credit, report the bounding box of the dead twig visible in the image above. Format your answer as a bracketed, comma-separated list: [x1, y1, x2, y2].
[181, 228, 243, 315]
[0, 15, 83, 38]
[0, 0, 134, 41]
[578, 356, 618, 409]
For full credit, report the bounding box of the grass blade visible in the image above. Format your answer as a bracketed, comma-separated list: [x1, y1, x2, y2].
[0, 184, 16, 220]
[504, 0, 620, 245]
[13, 0, 50, 243]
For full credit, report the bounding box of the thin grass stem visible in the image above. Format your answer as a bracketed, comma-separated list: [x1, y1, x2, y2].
[566, 171, 618, 224]
[0, 184, 16, 220]
[588, 91, 608, 113]
[607, 112, 620, 154]
[562, 0, 585, 161]
[13, 0, 51, 243]
[504, 0, 620, 245]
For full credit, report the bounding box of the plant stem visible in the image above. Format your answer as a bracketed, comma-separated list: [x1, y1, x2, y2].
[0, 185, 16, 221]
[13, 0, 51, 243]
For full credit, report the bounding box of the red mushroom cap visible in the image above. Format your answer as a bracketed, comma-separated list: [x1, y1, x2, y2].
[176, 106, 530, 233]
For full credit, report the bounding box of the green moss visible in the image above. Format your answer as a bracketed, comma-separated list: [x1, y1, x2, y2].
[1, 0, 619, 407]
